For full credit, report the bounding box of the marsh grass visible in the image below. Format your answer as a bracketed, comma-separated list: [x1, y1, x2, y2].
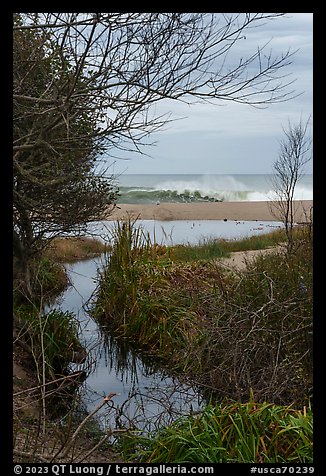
[170, 239, 229, 262]
[223, 225, 312, 253]
[166, 228, 286, 263]
[93, 220, 201, 356]
[94, 219, 312, 404]
[128, 401, 313, 463]
[223, 228, 286, 252]
[31, 257, 70, 301]
[45, 236, 108, 262]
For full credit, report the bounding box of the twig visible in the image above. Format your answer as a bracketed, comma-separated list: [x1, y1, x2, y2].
[76, 433, 110, 463]
[76, 428, 128, 463]
[58, 392, 116, 460]
[13, 449, 50, 463]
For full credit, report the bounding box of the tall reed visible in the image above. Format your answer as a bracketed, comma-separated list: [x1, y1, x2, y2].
[94, 219, 202, 357]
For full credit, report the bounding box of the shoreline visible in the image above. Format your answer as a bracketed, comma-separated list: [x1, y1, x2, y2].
[105, 200, 313, 222]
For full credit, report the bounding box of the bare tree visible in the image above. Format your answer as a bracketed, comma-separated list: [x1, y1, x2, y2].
[13, 12, 298, 297]
[270, 118, 312, 251]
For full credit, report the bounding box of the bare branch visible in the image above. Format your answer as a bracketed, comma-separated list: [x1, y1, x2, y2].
[13, 12, 299, 299]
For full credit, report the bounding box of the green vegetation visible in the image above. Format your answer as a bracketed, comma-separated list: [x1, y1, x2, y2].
[124, 401, 312, 463]
[93, 220, 204, 358]
[14, 221, 313, 463]
[222, 228, 285, 252]
[14, 236, 107, 306]
[15, 305, 83, 379]
[13, 242, 114, 462]
[158, 228, 286, 263]
[94, 220, 312, 464]
[170, 227, 307, 262]
[13, 15, 118, 303]
[32, 257, 70, 301]
[13, 256, 70, 309]
[170, 239, 229, 262]
[13, 236, 108, 385]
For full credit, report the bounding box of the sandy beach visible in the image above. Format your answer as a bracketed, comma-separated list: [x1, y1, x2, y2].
[106, 200, 313, 222]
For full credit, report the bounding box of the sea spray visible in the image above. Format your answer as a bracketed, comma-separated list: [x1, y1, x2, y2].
[155, 175, 251, 202]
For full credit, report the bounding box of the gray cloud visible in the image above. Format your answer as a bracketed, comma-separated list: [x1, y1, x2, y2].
[110, 13, 313, 175]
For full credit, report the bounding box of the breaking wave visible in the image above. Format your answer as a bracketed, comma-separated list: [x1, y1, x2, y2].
[116, 175, 313, 204]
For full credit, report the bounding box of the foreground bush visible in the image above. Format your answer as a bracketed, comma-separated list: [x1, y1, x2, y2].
[194, 240, 313, 404]
[129, 401, 313, 463]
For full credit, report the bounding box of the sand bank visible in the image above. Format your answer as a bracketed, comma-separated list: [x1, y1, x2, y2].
[106, 200, 313, 222]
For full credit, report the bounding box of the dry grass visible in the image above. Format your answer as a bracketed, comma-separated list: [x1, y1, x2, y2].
[45, 236, 108, 262]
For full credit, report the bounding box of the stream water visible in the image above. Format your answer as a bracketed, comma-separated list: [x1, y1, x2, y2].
[53, 219, 283, 432]
[56, 255, 204, 433]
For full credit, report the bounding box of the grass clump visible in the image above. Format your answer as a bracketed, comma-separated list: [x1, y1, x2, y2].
[13, 256, 70, 307]
[128, 401, 312, 463]
[170, 239, 229, 262]
[32, 257, 70, 299]
[45, 236, 107, 262]
[223, 228, 286, 252]
[93, 220, 202, 357]
[222, 225, 311, 253]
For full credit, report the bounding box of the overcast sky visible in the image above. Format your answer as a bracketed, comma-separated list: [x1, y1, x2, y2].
[108, 13, 313, 176]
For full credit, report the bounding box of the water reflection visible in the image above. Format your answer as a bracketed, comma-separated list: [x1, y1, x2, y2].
[82, 331, 203, 433]
[55, 255, 203, 433]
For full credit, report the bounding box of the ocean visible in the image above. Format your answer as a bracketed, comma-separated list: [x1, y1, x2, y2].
[115, 174, 313, 204]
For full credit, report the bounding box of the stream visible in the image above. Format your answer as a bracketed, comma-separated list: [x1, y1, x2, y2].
[52, 219, 282, 433]
[57, 255, 204, 433]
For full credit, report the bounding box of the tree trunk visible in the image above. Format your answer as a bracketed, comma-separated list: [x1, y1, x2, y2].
[13, 230, 33, 302]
